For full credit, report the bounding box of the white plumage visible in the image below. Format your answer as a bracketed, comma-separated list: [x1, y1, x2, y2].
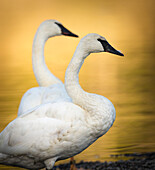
[18, 83, 71, 115]
[0, 33, 124, 169]
[18, 20, 77, 116]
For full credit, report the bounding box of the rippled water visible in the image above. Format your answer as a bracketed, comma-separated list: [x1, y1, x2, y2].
[0, 0, 155, 169]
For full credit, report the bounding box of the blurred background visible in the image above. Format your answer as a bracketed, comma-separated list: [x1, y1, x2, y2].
[0, 0, 155, 169]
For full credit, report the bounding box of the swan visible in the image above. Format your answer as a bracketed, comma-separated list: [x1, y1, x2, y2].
[18, 20, 78, 115]
[0, 33, 124, 170]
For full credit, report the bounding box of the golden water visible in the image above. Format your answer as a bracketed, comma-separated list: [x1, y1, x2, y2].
[0, 0, 154, 169]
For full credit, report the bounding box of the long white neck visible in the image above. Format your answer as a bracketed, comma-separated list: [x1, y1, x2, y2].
[32, 27, 62, 87]
[65, 44, 116, 136]
[65, 44, 89, 109]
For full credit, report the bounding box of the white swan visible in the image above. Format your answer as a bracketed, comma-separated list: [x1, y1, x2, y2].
[18, 20, 78, 116]
[0, 33, 124, 170]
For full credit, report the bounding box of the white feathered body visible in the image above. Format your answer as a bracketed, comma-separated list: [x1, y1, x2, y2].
[0, 33, 121, 169]
[17, 20, 73, 117]
[18, 83, 71, 116]
[0, 96, 115, 169]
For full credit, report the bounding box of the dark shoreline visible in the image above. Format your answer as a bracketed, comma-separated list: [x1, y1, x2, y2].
[53, 152, 155, 170]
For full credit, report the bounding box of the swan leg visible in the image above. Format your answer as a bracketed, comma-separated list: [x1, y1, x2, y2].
[44, 157, 57, 170]
[70, 157, 77, 170]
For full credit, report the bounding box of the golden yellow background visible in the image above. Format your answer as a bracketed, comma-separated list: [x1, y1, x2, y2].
[0, 0, 155, 169]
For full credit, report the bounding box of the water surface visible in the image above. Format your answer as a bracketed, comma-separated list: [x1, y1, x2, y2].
[0, 0, 155, 169]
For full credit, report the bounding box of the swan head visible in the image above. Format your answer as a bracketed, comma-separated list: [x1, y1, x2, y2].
[79, 33, 124, 56]
[39, 20, 78, 38]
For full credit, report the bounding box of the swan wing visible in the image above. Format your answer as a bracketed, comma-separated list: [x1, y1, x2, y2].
[0, 117, 71, 159]
[0, 102, 85, 160]
[18, 83, 71, 116]
[18, 87, 44, 116]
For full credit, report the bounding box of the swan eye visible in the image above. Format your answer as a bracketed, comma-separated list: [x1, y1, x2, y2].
[97, 38, 108, 51]
[55, 22, 78, 38]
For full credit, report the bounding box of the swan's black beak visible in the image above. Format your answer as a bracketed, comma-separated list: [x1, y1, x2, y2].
[55, 23, 78, 38]
[98, 39, 124, 56]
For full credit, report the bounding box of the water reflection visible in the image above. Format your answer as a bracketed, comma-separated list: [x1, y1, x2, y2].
[0, 0, 155, 169]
